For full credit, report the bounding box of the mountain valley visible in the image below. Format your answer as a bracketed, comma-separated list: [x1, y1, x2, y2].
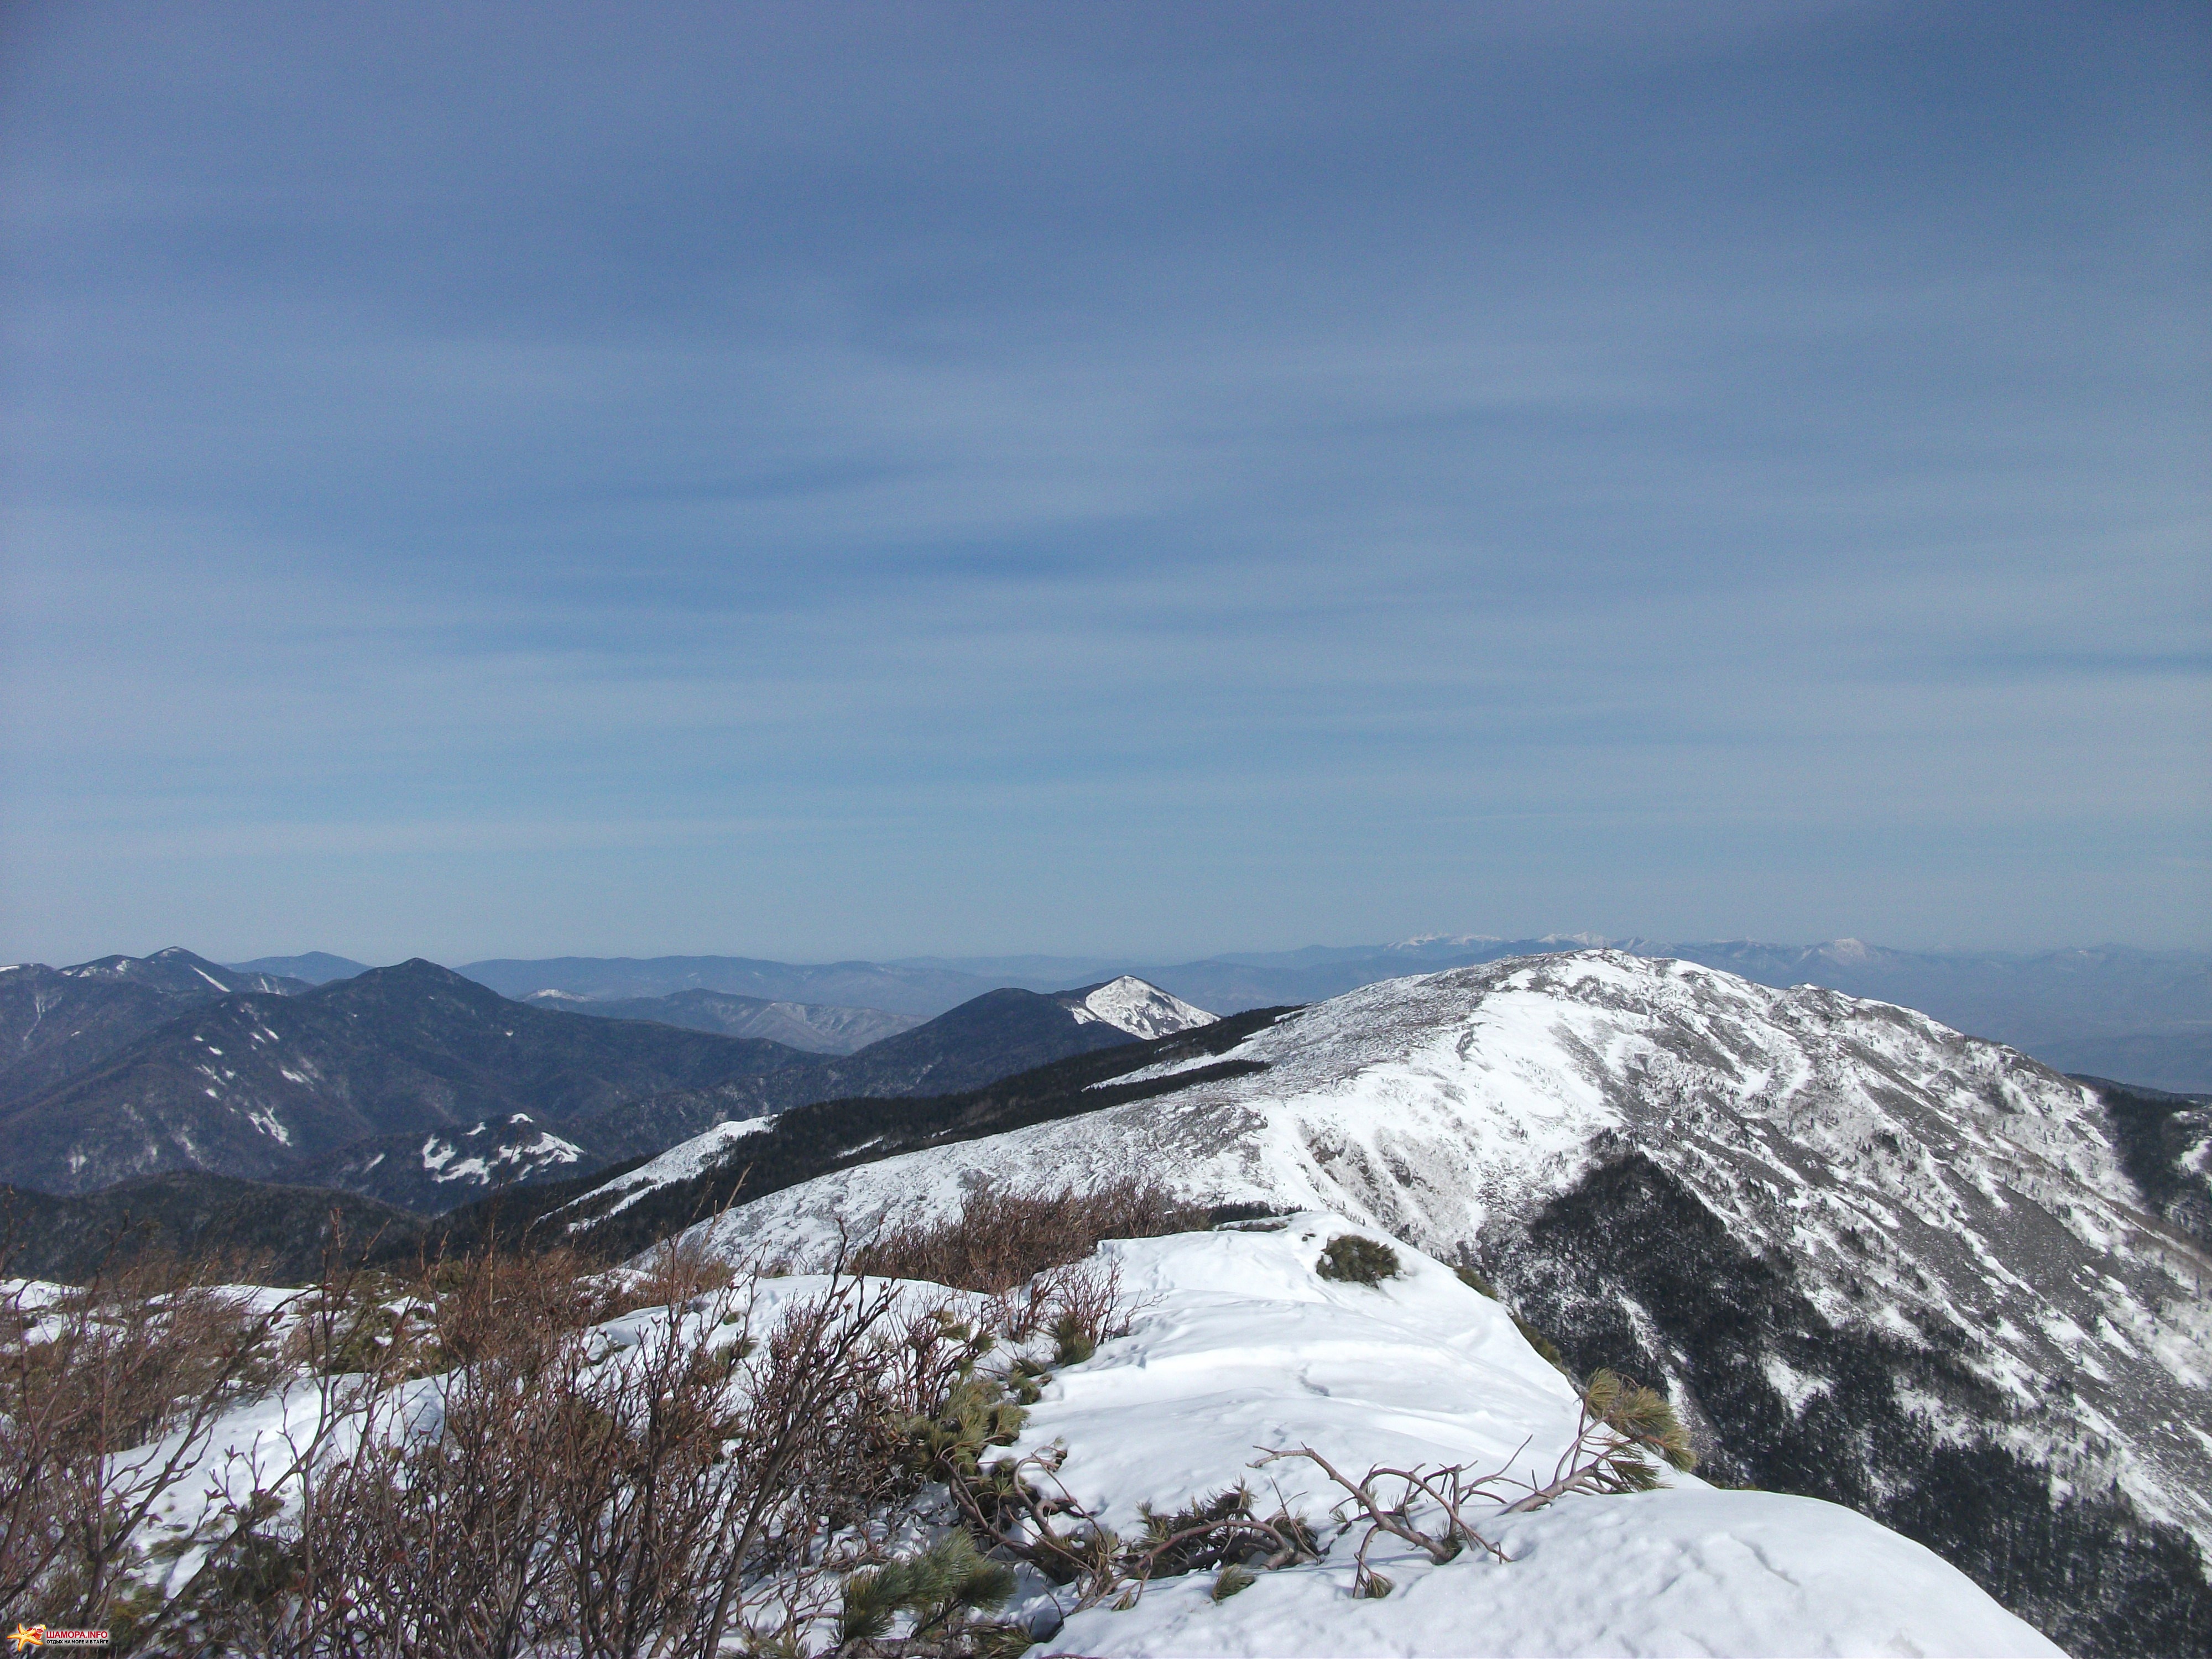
[521, 987, 922, 1053]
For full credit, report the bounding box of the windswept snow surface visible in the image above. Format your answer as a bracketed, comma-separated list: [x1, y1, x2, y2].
[681, 951, 2212, 1558]
[1069, 975, 1218, 1039]
[1020, 1219, 2057, 1658]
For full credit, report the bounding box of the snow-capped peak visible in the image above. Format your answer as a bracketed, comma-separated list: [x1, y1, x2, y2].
[1066, 975, 1217, 1039]
[1814, 937, 1875, 962]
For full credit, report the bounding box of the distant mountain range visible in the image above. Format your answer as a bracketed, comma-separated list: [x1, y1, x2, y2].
[0, 948, 312, 1112]
[0, 952, 1215, 1212]
[505, 977, 1217, 1176]
[519, 988, 920, 1054]
[228, 951, 373, 985]
[455, 954, 998, 1018]
[0, 959, 811, 1194]
[18, 934, 2179, 1212]
[406, 937, 2211, 1091]
[218, 937, 2210, 1091]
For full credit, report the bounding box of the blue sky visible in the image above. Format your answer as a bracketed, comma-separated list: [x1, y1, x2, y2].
[2, 1, 2205, 963]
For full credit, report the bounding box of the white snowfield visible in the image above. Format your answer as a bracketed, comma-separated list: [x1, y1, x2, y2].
[1071, 975, 1218, 1040]
[1019, 1219, 2060, 1658]
[676, 950, 2212, 1554]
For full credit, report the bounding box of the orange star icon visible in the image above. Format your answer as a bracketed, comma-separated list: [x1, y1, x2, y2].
[8, 1627, 44, 1652]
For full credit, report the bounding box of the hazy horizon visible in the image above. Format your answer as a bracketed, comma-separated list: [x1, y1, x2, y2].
[5, 3, 2205, 963]
[10, 931, 2207, 977]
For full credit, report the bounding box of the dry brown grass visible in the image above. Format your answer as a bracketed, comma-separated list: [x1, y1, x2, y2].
[847, 1177, 1207, 1294]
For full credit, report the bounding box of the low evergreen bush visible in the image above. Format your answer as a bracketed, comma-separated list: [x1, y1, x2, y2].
[1316, 1234, 1401, 1286]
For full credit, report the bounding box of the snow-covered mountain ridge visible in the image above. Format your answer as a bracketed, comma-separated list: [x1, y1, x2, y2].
[669, 950, 2212, 1657]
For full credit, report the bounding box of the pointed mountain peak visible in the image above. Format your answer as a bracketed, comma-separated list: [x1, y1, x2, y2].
[1066, 975, 1217, 1039]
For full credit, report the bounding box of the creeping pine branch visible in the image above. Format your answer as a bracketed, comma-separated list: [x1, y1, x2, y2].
[1497, 1369, 1691, 1512]
[1250, 1444, 1511, 1594]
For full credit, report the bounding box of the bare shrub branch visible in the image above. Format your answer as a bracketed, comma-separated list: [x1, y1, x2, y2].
[847, 1178, 1204, 1294]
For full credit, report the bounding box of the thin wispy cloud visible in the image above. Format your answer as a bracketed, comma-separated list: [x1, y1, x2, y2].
[2, 1, 2204, 962]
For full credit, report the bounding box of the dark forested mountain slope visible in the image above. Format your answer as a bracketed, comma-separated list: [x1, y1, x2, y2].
[292, 1112, 607, 1216]
[2083, 1074, 2212, 1248]
[42, 947, 310, 1000]
[546, 979, 1217, 1165]
[0, 1170, 414, 1286]
[0, 948, 313, 1112]
[0, 960, 812, 1194]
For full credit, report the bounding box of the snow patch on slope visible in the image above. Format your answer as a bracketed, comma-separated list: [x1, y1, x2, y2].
[565, 1117, 775, 1225]
[419, 1125, 587, 1186]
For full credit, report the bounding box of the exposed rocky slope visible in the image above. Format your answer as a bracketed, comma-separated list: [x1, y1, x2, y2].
[661, 951, 2211, 1659]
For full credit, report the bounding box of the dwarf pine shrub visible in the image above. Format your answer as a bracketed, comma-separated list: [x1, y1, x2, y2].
[1453, 1260, 1574, 1376]
[837, 1531, 1017, 1648]
[1453, 1261, 1500, 1298]
[1585, 1368, 1697, 1472]
[1316, 1234, 1401, 1286]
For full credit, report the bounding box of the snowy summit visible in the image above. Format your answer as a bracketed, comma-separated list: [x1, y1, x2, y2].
[1065, 975, 1218, 1040]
